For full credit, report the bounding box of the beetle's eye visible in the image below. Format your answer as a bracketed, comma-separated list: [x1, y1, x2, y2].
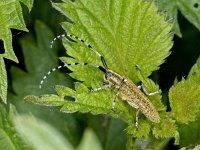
[105, 72, 112, 79]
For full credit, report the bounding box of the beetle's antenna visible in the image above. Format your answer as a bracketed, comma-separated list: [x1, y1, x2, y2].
[50, 34, 108, 69]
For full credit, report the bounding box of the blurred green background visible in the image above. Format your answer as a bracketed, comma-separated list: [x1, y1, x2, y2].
[1, 0, 200, 149]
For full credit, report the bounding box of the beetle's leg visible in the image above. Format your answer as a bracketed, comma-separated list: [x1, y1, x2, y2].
[91, 84, 112, 92]
[112, 78, 126, 112]
[112, 90, 120, 112]
[135, 65, 161, 96]
[141, 84, 161, 96]
[136, 110, 140, 130]
[92, 84, 118, 112]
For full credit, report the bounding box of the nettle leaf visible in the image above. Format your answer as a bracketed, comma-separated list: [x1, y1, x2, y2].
[169, 57, 200, 123]
[27, 0, 175, 139]
[177, 0, 200, 32]
[157, 0, 182, 37]
[77, 128, 103, 150]
[158, 0, 200, 37]
[14, 114, 103, 150]
[14, 114, 74, 150]
[54, 0, 173, 81]
[0, 0, 33, 104]
[11, 20, 73, 96]
[26, 84, 133, 123]
[188, 57, 200, 77]
[11, 20, 80, 147]
[180, 145, 200, 150]
[0, 0, 33, 62]
[104, 119, 127, 150]
[0, 104, 29, 150]
[178, 113, 200, 147]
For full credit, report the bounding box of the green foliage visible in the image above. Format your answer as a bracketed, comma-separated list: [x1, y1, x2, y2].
[180, 145, 200, 150]
[11, 20, 73, 96]
[25, 83, 133, 122]
[54, 0, 173, 82]
[157, 0, 182, 37]
[102, 118, 127, 150]
[14, 114, 103, 150]
[0, 104, 29, 150]
[168, 57, 200, 147]
[188, 57, 200, 76]
[177, 0, 200, 32]
[0, 0, 33, 104]
[0, 0, 33, 62]
[77, 128, 103, 150]
[0, 0, 200, 149]
[158, 0, 200, 37]
[178, 114, 200, 147]
[169, 57, 200, 123]
[26, 0, 178, 141]
[14, 114, 74, 150]
[130, 137, 170, 150]
[10, 20, 81, 147]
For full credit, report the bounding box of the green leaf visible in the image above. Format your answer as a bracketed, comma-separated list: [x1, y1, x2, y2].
[157, 0, 182, 37]
[10, 20, 80, 146]
[188, 57, 200, 77]
[28, 0, 175, 139]
[169, 77, 200, 123]
[177, 58, 200, 147]
[169, 57, 200, 123]
[54, 0, 173, 81]
[77, 128, 103, 150]
[180, 145, 200, 150]
[25, 84, 133, 123]
[13, 114, 74, 150]
[158, 0, 200, 36]
[11, 20, 73, 96]
[13, 115, 104, 150]
[0, 104, 29, 150]
[25, 81, 178, 140]
[129, 137, 170, 150]
[0, 0, 33, 104]
[177, 0, 200, 32]
[178, 114, 200, 147]
[0, 0, 33, 62]
[152, 116, 177, 139]
[104, 119, 127, 150]
[19, 0, 34, 11]
[82, 116, 127, 150]
[0, 56, 7, 104]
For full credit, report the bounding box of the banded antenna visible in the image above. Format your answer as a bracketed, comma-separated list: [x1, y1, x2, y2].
[39, 64, 67, 89]
[50, 33, 108, 69]
[39, 33, 109, 89]
[39, 62, 106, 89]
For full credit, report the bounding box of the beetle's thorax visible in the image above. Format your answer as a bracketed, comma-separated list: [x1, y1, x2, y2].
[104, 69, 124, 87]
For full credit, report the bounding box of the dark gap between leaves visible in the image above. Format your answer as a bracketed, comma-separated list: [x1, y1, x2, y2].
[64, 96, 76, 102]
[0, 40, 5, 54]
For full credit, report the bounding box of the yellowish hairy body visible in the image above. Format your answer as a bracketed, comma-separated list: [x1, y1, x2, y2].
[105, 69, 160, 123]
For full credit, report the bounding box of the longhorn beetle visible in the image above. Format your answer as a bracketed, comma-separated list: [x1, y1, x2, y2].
[40, 33, 161, 129]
